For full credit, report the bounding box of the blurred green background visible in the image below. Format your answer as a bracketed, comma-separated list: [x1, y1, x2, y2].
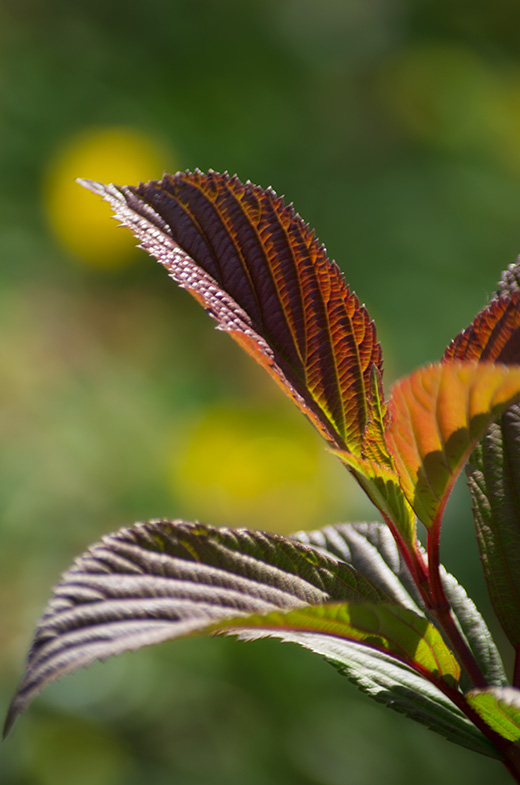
[2, 1, 520, 783]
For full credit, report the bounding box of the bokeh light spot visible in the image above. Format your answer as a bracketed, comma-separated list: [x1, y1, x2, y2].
[44, 127, 173, 268]
[378, 43, 520, 174]
[169, 405, 331, 533]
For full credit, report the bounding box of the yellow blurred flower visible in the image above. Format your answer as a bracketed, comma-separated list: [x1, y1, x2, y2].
[44, 127, 173, 268]
[169, 404, 335, 533]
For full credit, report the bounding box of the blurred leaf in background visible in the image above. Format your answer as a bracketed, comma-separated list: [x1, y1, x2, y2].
[2, 0, 520, 783]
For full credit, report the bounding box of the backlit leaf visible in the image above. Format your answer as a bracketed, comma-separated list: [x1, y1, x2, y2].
[78, 173, 383, 455]
[466, 687, 520, 743]
[385, 361, 520, 528]
[4, 520, 390, 735]
[335, 453, 417, 549]
[444, 292, 520, 365]
[221, 602, 461, 687]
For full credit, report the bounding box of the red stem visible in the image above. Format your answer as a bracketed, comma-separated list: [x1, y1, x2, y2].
[419, 531, 520, 779]
[381, 513, 429, 588]
[426, 526, 488, 688]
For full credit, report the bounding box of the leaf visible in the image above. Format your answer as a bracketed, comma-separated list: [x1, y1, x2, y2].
[7, 519, 501, 757]
[4, 520, 391, 735]
[444, 292, 520, 365]
[440, 563, 508, 691]
[466, 687, 520, 742]
[385, 361, 520, 528]
[444, 266, 520, 650]
[218, 602, 461, 688]
[281, 637, 498, 758]
[496, 258, 520, 299]
[78, 173, 384, 456]
[335, 453, 418, 549]
[294, 522, 507, 689]
[466, 407, 520, 649]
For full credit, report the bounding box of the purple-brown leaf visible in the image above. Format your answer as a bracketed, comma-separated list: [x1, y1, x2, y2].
[444, 291, 520, 365]
[79, 172, 383, 454]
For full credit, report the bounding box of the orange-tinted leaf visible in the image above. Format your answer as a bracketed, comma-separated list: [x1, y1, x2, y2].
[444, 291, 520, 365]
[385, 362, 520, 528]
[79, 172, 383, 454]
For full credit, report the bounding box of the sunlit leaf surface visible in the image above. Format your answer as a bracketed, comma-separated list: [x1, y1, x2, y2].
[444, 291, 520, 365]
[221, 602, 461, 687]
[385, 361, 520, 528]
[79, 172, 383, 455]
[466, 687, 520, 742]
[336, 453, 417, 548]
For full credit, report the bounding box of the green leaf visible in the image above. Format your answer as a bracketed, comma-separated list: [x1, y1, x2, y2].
[335, 453, 417, 549]
[284, 637, 498, 758]
[466, 407, 520, 649]
[466, 687, 520, 742]
[217, 602, 461, 687]
[385, 361, 520, 529]
[78, 173, 384, 456]
[294, 522, 507, 689]
[4, 520, 391, 735]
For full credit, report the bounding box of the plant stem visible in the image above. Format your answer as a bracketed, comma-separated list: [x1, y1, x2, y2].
[426, 528, 488, 688]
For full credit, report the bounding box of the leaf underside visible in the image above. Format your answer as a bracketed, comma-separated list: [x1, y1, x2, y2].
[5, 520, 498, 757]
[78, 172, 384, 457]
[385, 361, 520, 528]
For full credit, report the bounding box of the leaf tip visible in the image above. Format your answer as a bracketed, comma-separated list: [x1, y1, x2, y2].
[3, 695, 21, 740]
[76, 177, 106, 194]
